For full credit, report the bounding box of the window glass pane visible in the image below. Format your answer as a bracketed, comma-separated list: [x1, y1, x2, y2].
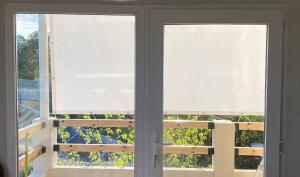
[163, 25, 266, 172]
[16, 14, 135, 177]
[16, 14, 40, 177]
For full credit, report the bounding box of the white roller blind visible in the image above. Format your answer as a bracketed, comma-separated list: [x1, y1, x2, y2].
[164, 25, 267, 115]
[51, 16, 266, 115]
[50, 15, 135, 114]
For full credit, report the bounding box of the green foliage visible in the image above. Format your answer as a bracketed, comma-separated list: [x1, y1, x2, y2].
[164, 154, 212, 168]
[17, 32, 39, 80]
[163, 115, 213, 168]
[56, 114, 263, 169]
[18, 162, 33, 177]
[58, 127, 70, 143]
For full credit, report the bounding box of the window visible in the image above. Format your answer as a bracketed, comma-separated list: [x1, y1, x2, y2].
[163, 24, 266, 170]
[16, 13, 137, 177]
[6, 6, 283, 177]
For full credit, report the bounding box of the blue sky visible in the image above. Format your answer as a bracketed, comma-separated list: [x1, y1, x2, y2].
[16, 14, 39, 38]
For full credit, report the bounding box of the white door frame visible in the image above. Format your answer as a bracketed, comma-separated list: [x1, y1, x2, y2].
[148, 8, 284, 177]
[4, 4, 284, 177]
[4, 4, 146, 177]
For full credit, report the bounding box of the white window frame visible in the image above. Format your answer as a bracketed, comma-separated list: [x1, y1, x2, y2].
[4, 4, 146, 177]
[148, 8, 284, 177]
[4, 4, 284, 177]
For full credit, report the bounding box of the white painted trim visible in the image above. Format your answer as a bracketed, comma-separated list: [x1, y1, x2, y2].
[31, 14, 51, 176]
[134, 7, 146, 177]
[264, 10, 284, 177]
[149, 8, 284, 177]
[4, 4, 145, 177]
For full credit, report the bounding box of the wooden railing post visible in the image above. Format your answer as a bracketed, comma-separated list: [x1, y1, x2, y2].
[213, 120, 235, 177]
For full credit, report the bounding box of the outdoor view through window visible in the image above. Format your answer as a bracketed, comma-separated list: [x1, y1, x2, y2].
[16, 14, 136, 177]
[163, 25, 266, 174]
[16, 14, 265, 177]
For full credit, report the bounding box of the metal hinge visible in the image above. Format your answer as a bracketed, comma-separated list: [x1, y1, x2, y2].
[280, 140, 284, 154]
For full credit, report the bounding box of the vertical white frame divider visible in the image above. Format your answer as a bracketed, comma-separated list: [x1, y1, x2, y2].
[149, 8, 284, 177]
[4, 4, 145, 177]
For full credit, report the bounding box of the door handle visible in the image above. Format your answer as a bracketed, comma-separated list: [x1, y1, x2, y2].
[152, 129, 162, 168]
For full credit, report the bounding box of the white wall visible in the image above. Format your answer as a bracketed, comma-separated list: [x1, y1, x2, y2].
[1, 0, 300, 177]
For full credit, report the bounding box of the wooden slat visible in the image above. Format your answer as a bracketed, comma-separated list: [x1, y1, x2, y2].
[57, 144, 134, 153]
[18, 121, 45, 139]
[235, 122, 264, 131]
[18, 146, 46, 167]
[235, 147, 263, 156]
[54, 144, 212, 155]
[164, 145, 212, 154]
[54, 119, 211, 129]
[55, 119, 264, 131]
[56, 119, 134, 128]
[164, 120, 210, 129]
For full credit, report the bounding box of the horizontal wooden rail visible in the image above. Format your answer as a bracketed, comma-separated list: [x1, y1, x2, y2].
[54, 144, 262, 156]
[53, 119, 263, 131]
[53, 119, 213, 129]
[235, 147, 263, 156]
[18, 121, 46, 139]
[164, 145, 214, 155]
[164, 120, 214, 129]
[54, 119, 134, 128]
[55, 144, 134, 153]
[235, 122, 264, 131]
[18, 146, 46, 167]
[53, 144, 214, 155]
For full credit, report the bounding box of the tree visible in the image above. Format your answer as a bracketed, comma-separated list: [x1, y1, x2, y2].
[17, 31, 39, 80]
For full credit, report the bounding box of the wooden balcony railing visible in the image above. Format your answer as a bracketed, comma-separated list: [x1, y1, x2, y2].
[235, 147, 264, 156]
[18, 121, 45, 139]
[17, 120, 47, 177]
[52, 119, 264, 157]
[18, 146, 46, 167]
[53, 143, 214, 155]
[18, 118, 264, 177]
[53, 119, 264, 131]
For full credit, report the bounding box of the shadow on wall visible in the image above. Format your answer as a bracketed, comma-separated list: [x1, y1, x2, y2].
[0, 163, 4, 177]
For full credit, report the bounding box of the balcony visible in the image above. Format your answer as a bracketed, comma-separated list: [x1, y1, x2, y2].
[18, 118, 264, 177]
